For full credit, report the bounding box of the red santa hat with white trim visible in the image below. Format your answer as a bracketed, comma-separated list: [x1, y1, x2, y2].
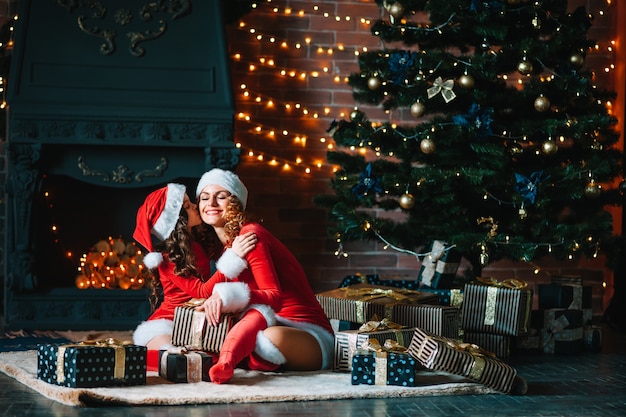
[133, 183, 186, 269]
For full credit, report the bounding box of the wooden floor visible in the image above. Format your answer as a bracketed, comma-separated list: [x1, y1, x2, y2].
[1, 323, 625, 417]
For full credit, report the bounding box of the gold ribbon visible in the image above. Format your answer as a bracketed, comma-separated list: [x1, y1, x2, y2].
[190, 310, 206, 349]
[340, 287, 422, 303]
[476, 276, 528, 289]
[427, 77, 456, 103]
[56, 338, 131, 384]
[357, 317, 404, 333]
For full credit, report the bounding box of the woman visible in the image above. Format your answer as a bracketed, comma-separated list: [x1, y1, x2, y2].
[195, 168, 335, 384]
[132, 183, 256, 352]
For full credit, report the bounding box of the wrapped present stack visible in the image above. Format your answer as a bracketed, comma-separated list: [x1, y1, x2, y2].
[531, 275, 597, 354]
[460, 277, 533, 358]
[317, 279, 464, 375]
[37, 339, 146, 388]
[158, 348, 215, 383]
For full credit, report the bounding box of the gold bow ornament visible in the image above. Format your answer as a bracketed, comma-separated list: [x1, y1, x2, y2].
[427, 76, 456, 103]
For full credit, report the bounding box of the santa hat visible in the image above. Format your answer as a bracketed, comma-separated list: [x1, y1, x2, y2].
[196, 168, 248, 209]
[133, 183, 186, 269]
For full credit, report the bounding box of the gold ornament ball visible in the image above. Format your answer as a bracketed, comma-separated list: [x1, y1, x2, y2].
[541, 139, 558, 155]
[458, 73, 475, 89]
[388, 2, 405, 19]
[420, 138, 436, 154]
[410, 101, 426, 118]
[570, 53, 584, 67]
[367, 76, 381, 90]
[399, 193, 415, 209]
[517, 60, 533, 75]
[584, 181, 602, 198]
[534, 95, 550, 112]
[508, 142, 523, 156]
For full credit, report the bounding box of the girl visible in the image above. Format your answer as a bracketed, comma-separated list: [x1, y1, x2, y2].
[132, 183, 256, 351]
[194, 169, 334, 384]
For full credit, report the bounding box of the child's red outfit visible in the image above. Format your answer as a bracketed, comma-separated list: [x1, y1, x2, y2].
[211, 222, 335, 372]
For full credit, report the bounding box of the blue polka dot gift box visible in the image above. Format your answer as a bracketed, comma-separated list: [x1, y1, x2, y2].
[37, 340, 146, 388]
[351, 339, 420, 387]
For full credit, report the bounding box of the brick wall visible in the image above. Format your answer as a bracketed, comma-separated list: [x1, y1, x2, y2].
[223, 0, 624, 317]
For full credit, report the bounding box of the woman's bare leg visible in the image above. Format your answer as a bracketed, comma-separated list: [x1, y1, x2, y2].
[146, 334, 172, 350]
[262, 326, 323, 371]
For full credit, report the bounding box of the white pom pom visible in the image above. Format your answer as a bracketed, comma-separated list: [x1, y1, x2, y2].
[143, 252, 163, 269]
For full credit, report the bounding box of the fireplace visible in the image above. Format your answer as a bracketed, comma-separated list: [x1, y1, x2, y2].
[3, 1, 237, 330]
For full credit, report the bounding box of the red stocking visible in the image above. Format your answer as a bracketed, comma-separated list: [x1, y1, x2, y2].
[210, 308, 268, 384]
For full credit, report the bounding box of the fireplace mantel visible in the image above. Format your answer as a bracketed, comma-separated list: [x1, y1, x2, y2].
[3, 1, 237, 330]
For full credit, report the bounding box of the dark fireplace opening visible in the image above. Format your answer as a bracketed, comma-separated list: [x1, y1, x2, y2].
[33, 175, 197, 290]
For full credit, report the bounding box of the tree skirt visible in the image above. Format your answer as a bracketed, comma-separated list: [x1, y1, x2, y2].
[0, 350, 498, 407]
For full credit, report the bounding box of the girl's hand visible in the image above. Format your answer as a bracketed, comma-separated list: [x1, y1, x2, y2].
[231, 232, 257, 258]
[196, 293, 224, 326]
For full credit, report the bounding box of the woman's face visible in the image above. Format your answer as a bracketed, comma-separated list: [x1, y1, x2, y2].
[183, 194, 202, 229]
[197, 185, 231, 228]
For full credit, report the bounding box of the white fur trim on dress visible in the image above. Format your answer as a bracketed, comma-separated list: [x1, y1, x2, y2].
[215, 248, 248, 279]
[213, 281, 250, 313]
[143, 252, 164, 269]
[244, 304, 276, 327]
[254, 331, 287, 365]
[276, 315, 335, 370]
[133, 318, 173, 346]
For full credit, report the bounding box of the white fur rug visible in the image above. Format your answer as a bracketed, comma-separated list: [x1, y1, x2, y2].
[0, 350, 498, 406]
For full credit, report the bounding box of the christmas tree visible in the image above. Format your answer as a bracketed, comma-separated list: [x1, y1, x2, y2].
[315, 0, 623, 278]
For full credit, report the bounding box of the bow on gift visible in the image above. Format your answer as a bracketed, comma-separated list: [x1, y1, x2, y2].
[361, 338, 408, 353]
[341, 286, 422, 302]
[476, 276, 528, 289]
[358, 316, 405, 332]
[427, 76, 456, 103]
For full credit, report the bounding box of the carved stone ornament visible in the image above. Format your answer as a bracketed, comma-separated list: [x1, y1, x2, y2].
[56, 0, 191, 56]
[77, 155, 168, 183]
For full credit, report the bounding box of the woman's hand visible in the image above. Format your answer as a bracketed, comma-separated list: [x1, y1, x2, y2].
[196, 293, 223, 326]
[231, 232, 257, 258]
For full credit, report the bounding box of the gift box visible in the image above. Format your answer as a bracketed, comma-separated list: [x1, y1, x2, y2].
[171, 299, 235, 352]
[511, 310, 543, 355]
[416, 287, 464, 306]
[461, 279, 532, 336]
[351, 339, 419, 386]
[583, 325, 602, 353]
[37, 341, 146, 388]
[158, 349, 214, 383]
[463, 332, 511, 358]
[316, 283, 439, 324]
[408, 327, 518, 394]
[538, 284, 592, 310]
[334, 321, 416, 372]
[392, 304, 460, 338]
[541, 309, 584, 354]
[418, 240, 461, 289]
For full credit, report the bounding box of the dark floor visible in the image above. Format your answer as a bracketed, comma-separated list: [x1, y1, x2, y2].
[1, 323, 625, 417]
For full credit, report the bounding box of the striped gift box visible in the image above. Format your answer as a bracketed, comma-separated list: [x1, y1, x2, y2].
[408, 327, 518, 394]
[158, 349, 214, 383]
[392, 304, 460, 338]
[316, 284, 439, 324]
[333, 328, 417, 372]
[463, 332, 511, 358]
[171, 301, 234, 352]
[461, 282, 532, 336]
